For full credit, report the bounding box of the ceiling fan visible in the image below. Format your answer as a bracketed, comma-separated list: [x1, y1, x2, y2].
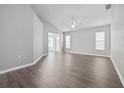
[71, 17, 81, 28]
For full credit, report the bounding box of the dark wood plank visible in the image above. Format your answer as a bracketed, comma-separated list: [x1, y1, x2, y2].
[0, 52, 123, 88]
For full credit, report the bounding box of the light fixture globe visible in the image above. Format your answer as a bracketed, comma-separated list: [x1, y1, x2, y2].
[71, 24, 76, 28]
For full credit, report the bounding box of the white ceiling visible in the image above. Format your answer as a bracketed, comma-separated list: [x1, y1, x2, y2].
[31, 4, 112, 32]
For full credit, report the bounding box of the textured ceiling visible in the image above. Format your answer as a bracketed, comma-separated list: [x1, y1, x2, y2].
[31, 4, 112, 32]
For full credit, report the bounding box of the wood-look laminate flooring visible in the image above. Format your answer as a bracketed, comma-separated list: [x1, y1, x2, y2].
[0, 52, 123, 88]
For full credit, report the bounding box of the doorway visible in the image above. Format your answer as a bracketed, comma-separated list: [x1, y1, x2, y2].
[48, 32, 61, 52]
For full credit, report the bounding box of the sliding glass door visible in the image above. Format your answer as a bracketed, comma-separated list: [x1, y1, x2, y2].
[48, 32, 60, 52]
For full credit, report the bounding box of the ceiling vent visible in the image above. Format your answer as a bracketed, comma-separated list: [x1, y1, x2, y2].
[105, 4, 111, 10]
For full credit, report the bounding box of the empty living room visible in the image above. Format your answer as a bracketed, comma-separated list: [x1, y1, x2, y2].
[0, 0, 124, 91]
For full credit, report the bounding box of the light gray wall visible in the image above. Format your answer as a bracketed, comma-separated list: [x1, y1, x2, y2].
[0, 4, 62, 72]
[31, 5, 64, 54]
[64, 25, 110, 56]
[33, 12, 44, 61]
[111, 5, 124, 84]
[0, 5, 33, 71]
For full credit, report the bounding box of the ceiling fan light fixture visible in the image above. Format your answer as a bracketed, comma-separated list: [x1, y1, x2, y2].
[72, 21, 76, 25]
[71, 24, 76, 28]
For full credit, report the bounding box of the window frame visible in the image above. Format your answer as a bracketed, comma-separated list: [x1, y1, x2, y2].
[95, 31, 105, 51]
[65, 35, 71, 49]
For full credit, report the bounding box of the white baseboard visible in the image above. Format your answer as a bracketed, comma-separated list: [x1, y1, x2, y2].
[110, 57, 124, 87]
[65, 51, 110, 58]
[0, 54, 48, 75]
[33, 54, 48, 64]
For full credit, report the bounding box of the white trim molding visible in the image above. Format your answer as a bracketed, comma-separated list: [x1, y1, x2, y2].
[65, 51, 110, 58]
[110, 57, 124, 87]
[0, 54, 48, 75]
[33, 54, 48, 64]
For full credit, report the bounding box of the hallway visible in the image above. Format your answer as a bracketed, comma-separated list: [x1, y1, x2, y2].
[0, 52, 123, 88]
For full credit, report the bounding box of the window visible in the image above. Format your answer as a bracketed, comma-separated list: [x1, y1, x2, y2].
[95, 32, 105, 50]
[65, 35, 71, 49]
[48, 37, 54, 48]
